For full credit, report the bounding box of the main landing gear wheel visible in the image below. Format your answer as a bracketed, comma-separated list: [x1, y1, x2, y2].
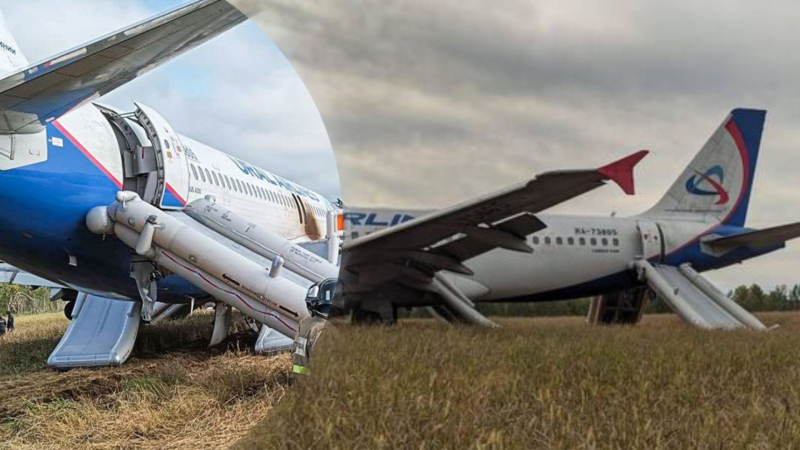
[64, 299, 75, 320]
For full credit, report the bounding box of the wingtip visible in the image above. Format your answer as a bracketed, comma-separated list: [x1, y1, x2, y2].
[597, 150, 649, 195]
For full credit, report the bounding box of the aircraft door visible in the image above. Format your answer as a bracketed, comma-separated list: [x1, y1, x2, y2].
[637, 220, 664, 262]
[134, 102, 190, 210]
[291, 193, 306, 224]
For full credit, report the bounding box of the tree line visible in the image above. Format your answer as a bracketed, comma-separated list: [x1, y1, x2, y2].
[474, 284, 800, 317]
[0, 285, 63, 315]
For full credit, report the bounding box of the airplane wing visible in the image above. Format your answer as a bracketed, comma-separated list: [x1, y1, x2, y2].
[706, 222, 800, 251]
[343, 150, 649, 283]
[0, 262, 65, 288]
[0, 0, 251, 134]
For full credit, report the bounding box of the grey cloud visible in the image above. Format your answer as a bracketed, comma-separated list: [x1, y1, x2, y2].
[239, 0, 800, 290]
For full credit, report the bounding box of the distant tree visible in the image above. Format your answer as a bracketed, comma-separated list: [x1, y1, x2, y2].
[0, 285, 61, 315]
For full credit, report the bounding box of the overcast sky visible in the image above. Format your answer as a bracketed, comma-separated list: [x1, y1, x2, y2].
[238, 0, 800, 291]
[2, 0, 340, 201]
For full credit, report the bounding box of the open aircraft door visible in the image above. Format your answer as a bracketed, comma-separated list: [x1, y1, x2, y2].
[134, 103, 189, 210]
[637, 220, 664, 262]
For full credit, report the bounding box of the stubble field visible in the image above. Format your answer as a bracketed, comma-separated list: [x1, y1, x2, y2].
[238, 312, 800, 449]
[0, 312, 291, 449]
[5, 311, 800, 449]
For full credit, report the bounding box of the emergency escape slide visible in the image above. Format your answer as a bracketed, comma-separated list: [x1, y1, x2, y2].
[48, 194, 341, 368]
[634, 260, 767, 330]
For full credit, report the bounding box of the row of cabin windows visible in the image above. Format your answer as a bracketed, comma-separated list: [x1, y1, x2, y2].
[188, 163, 328, 217]
[531, 235, 620, 248]
[348, 232, 621, 247]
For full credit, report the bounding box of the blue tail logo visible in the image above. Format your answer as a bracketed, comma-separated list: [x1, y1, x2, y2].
[685, 165, 729, 205]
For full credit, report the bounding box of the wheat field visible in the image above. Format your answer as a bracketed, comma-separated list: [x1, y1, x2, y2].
[5, 311, 800, 449]
[236, 312, 800, 449]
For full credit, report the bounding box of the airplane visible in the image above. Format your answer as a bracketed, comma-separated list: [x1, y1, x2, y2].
[0, 1, 342, 367]
[339, 108, 800, 330]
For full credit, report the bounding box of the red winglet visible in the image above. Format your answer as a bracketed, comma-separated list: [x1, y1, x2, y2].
[597, 150, 649, 195]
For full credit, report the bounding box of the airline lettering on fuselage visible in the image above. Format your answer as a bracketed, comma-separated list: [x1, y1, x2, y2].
[574, 227, 619, 236]
[184, 144, 199, 162]
[227, 155, 319, 201]
[0, 40, 17, 55]
[344, 212, 416, 228]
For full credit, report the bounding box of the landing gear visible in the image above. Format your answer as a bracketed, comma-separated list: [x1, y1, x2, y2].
[64, 299, 75, 320]
[61, 289, 79, 320]
[130, 259, 161, 323]
[350, 303, 396, 325]
[587, 287, 650, 326]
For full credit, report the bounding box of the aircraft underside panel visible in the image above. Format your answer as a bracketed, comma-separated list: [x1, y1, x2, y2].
[47, 293, 141, 369]
[634, 260, 766, 330]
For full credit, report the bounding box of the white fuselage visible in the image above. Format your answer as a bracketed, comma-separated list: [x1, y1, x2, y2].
[178, 135, 335, 241]
[342, 208, 730, 303]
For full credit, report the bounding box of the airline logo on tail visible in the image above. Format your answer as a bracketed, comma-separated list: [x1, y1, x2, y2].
[685, 165, 729, 205]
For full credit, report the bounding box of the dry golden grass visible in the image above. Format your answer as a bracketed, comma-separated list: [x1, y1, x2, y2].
[0, 312, 292, 450]
[236, 312, 800, 449]
[8, 311, 800, 449]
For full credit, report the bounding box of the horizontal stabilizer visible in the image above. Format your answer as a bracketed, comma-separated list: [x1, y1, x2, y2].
[0, 0, 250, 134]
[706, 221, 800, 250]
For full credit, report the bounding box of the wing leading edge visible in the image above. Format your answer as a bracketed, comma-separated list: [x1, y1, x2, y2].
[343, 150, 649, 280]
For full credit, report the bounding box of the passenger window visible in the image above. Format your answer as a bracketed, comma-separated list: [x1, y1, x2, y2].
[190, 164, 199, 180]
[602, 238, 608, 247]
[579, 237, 586, 246]
[212, 172, 220, 186]
[236, 179, 243, 192]
[544, 237, 551, 245]
[567, 237, 574, 245]
[556, 237, 563, 245]
[590, 238, 597, 246]
[613, 238, 620, 247]
[199, 168, 207, 183]
[532, 236, 540, 245]
[204, 169, 212, 184]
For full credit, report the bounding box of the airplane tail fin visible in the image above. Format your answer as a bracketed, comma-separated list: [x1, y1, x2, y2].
[0, 9, 29, 78]
[642, 108, 765, 227]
